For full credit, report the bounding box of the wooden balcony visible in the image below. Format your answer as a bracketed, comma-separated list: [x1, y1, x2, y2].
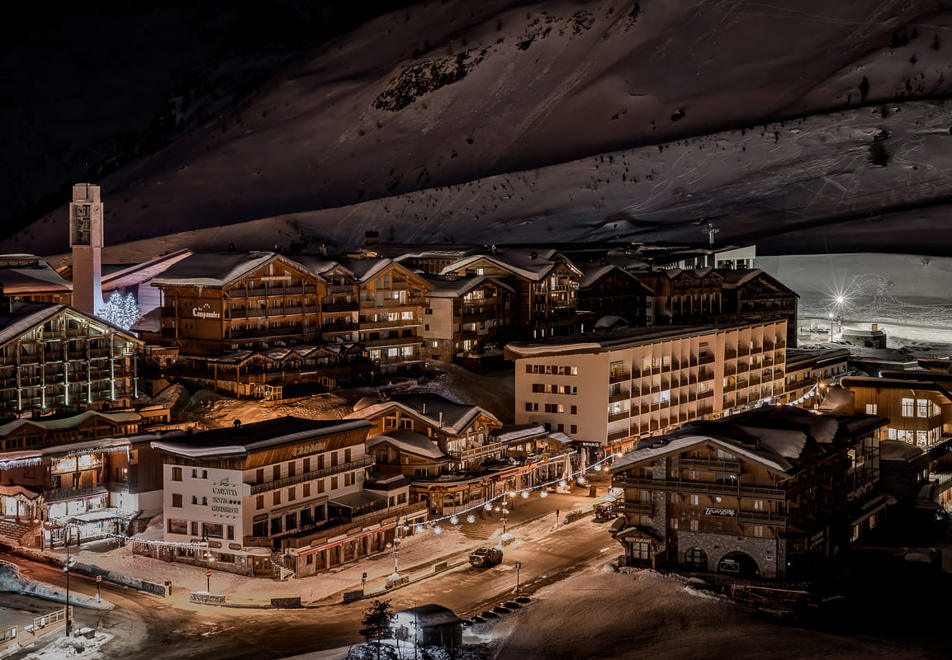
[613, 477, 785, 501]
[250, 456, 375, 495]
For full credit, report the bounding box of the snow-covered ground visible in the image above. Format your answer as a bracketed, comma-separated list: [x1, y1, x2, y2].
[760, 253, 952, 353]
[20, 629, 113, 660]
[8, 1, 952, 260]
[484, 560, 939, 659]
[50, 524, 476, 604]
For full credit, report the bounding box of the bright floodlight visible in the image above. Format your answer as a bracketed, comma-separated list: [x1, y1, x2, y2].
[835, 295, 845, 305]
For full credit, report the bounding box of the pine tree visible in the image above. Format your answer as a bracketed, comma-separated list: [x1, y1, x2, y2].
[359, 599, 394, 660]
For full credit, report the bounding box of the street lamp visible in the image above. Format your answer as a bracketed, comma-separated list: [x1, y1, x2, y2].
[62, 524, 75, 638]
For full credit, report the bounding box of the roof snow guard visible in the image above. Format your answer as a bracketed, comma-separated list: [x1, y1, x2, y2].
[150, 417, 370, 459]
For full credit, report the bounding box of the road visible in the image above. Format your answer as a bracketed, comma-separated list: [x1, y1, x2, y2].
[2, 516, 613, 659]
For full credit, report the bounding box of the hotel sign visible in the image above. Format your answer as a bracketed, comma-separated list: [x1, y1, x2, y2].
[292, 440, 329, 457]
[703, 507, 736, 517]
[210, 476, 240, 515]
[191, 303, 221, 320]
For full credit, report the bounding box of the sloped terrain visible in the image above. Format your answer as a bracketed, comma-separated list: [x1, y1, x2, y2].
[6, 0, 952, 257]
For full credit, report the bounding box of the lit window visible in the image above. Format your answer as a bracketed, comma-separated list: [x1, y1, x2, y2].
[916, 399, 930, 418]
[901, 398, 914, 417]
[865, 403, 877, 415]
[753, 525, 764, 538]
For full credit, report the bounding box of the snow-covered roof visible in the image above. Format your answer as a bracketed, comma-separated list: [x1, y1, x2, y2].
[0, 410, 141, 438]
[611, 432, 793, 477]
[439, 248, 579, 281]
[548, 431, 574, 445]
[423, 275, 515, 298]
[0, 254, 72, 293]
[346, 392, 499, 435]
[493, 424, 548, 444]
[367, 430, 449, 461]
[150, 251, 278, 288]
[0, 484, 40, 499]
[150, 417, 371, 459]
[291, 255, 354, 278]
[100, 249, 193, 290]
[579, 265, 651, 293]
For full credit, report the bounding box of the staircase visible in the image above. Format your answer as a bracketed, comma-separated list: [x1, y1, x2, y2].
[0, 519, 33, 545]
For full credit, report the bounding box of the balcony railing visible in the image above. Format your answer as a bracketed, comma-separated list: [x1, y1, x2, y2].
[455, 441, 504, 462]
[609, 371, 630, 384]
[250, 456, 375, 495]
[677, 458, 741, 471]
[44, 484, 108, 503]
[613, 477, 785, 501]
[361, 336, 421, 348]
[737, 510, 787, 526]
[279, 500, 428, 550]
[608, 411, 630, 423]
[618, 502, 653, 515]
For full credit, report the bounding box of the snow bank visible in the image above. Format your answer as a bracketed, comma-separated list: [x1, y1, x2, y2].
[22, 630, 113, 660]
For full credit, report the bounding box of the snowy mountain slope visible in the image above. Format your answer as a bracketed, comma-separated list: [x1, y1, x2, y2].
[6, 0, 952, 256]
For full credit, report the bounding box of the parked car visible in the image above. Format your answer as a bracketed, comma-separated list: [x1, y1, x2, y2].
[469, 547, 504, 568]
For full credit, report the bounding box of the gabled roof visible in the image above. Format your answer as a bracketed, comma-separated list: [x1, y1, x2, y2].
[150, 417, 371, 459]
[0, 303, 142, 350]
[367, 430, 449, 461]
[840, 376, 952, 401]
[151, 251, 302, 288]
[423, 275, 515, 298]
[0, 410, 141, 438]
[440, 248, 581, 281]
[347, 392, 500, 435]
[579, 264, 654, 294]
[631, 267, 724, 282]
[717, 268, 799, 297]
[291, 255, 355, 278]
[0, 254, 72, 293]
[336, 257, 432, 288]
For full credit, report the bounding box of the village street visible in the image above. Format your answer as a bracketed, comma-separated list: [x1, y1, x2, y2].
[2, 492, 614, 659]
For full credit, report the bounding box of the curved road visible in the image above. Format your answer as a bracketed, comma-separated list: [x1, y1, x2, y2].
[2, 517, 611, 659]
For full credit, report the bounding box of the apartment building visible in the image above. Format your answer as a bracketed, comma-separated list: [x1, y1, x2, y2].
[151, 252, 323, 356]
[783, 345, 850, 404]
[343, 258, 432, 374]
[439, 248, 582, 340]
[577, 265, 653, 329]
[0, 300, 142, 419]
[0, 431, 165, 547]
[609, 407, 886, 578]
[294, 256, 360, 344]
[628, 269, 724, 326]
[507, 320, 788, 453]
[836, 371, 952, 458]
[421, 276, 514, 361]
[720, 269, 799, 346]
[146, 417, 427, 577]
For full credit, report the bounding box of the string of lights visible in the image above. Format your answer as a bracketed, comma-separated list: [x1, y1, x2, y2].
[409, 451, 623, 533]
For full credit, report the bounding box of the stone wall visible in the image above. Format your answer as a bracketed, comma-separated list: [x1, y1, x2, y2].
[675, 530, 786, 578]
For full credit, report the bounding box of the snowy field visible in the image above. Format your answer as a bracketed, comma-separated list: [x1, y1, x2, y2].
[484, 560, 943, 659]
[760, 253, 952, 353]
[8, 1, 952, 260]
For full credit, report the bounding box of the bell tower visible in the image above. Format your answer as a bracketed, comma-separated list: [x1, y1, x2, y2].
[69, 183, 104, 315]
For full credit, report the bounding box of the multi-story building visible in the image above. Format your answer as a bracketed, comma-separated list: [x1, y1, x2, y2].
[0, 430, 165, 548]
[0, 299, 142, 419]
[0, 409, 142, 452]
[629, 268, 724, 326]
[719, 269, 799, 346]
[294, 256, 360, 344]
[439, 248, 582, 340]
[609, 407, 886, 578]
[145, 417, 425, 577]
[421, 276, 514, 361]
[836, 371, 952, 458]
[577, 265, 653, 329]
[0, 256, 72, 305]
[507, 321, 788, 454]
[783, 345, 850, 404]
[347, 392, 575, 515]
[151, 252, 323, 356]
[343, 258, 432, 374]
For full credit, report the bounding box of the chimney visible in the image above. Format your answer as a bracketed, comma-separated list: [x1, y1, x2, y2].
[365, 230, 379, 246]
[69, 183, 104, 315]
[422, 402, 427, 414]
[871, 323, 878, 331]
[233, 418, 242, 428]
[319, 243, 328, 256]
[439, 411, 444, 426]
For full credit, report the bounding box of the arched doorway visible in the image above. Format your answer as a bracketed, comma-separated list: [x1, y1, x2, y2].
[684, 547, 708, 571]
[717, 551, 760, 578]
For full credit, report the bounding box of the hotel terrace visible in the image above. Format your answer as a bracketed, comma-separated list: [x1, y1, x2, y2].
[506, 320, 788, 453]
